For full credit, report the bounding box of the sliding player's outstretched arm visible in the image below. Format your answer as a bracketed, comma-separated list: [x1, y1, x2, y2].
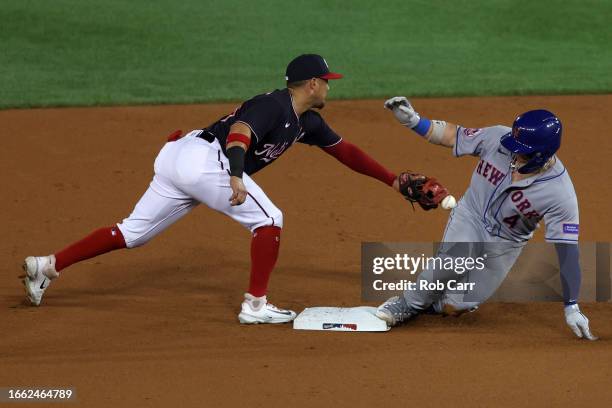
[384, 96, 457, 148]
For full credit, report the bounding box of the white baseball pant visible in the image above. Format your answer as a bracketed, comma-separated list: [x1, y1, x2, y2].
[116, 131, 283, 248]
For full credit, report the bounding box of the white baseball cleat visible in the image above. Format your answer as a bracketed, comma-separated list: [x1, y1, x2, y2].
[21, 255, 59, 306]
[238, 293, 296, 324]
[375, 295, 416, 326]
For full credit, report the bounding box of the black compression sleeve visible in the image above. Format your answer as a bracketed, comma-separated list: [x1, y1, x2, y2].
[226, 146, 246, 178]
[555, 243, 581, 305]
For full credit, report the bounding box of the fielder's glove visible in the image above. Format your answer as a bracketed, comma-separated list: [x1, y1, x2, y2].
[564, 304, 597, 340]
[384, 96, 420, 128]
[398, 172, 449, 211]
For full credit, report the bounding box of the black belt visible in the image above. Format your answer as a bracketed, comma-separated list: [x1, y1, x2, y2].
[196, 130, 216, 143]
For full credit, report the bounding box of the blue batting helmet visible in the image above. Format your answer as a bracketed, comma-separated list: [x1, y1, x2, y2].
[500, 109, 562, 174]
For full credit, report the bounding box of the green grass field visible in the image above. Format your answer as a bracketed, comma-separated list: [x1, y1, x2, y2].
[1, 0, 611, 108]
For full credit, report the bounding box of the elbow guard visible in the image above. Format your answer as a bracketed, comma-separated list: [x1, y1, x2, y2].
[427, 120, 447, 145]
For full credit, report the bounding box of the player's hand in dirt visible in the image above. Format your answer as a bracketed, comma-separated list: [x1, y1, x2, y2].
[384, 96, 421, 128]
[564, 304, 598, 341]
[229, 176, 248, 206]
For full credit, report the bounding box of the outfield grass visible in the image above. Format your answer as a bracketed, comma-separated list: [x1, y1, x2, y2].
[1, 0, 611, 108]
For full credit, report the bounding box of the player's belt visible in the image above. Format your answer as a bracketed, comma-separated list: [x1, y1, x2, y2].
[195, 130, 216, 143]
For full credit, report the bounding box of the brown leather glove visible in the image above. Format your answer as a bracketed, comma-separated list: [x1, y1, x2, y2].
[398, 172, 449, 211]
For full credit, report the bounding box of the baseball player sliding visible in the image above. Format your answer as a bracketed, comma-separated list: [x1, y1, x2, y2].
[377, 97, 597, 340]
[21, 55, 448, 324]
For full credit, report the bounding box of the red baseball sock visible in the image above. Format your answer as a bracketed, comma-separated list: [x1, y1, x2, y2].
[248, 226, 281, 297]
[54, 226, 127, 272]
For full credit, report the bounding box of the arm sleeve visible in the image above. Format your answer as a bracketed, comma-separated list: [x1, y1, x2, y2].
[322, 140, 396, 186]
[234, 96, 283, 143]
[555, 243, 581, 304]
[298, 110, 342, 148]
[544, 194, 579, 243]
[453, 126, 505, 158]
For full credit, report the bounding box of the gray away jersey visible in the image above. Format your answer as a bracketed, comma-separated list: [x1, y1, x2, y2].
[453, 125, 579, 244]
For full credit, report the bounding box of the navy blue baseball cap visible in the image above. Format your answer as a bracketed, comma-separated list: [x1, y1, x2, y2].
[285, 54, 343, 82]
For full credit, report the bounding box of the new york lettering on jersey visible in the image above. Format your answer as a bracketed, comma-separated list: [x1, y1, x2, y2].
[453, 126, 513, 217]
[454, 125, 579, 243]
[488, 159, 578, 243]
[202, 89, 341, 175]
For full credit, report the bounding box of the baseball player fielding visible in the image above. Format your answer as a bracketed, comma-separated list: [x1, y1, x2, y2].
[20, 55, 450, 325]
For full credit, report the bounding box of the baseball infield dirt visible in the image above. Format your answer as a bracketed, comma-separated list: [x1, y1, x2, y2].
[1, 95, 611, 407]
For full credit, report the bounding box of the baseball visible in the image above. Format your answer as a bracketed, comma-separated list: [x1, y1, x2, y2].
[441, 195, 457, 210]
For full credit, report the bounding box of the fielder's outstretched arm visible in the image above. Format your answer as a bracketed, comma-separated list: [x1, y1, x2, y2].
[384, 96, 457, 148]
[321, 139, 399, 190]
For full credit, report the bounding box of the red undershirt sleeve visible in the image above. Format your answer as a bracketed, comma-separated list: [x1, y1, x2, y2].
[322, 139, 396, 186]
